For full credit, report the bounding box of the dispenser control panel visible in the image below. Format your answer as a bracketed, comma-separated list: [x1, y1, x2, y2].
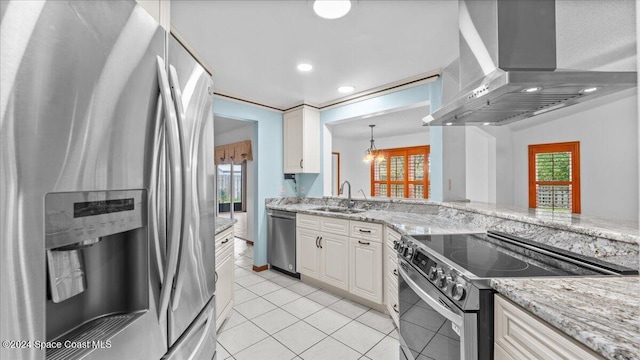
[45, 190, 146, 249]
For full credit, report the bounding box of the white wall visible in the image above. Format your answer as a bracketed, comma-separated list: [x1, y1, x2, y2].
[505, 93, 638, 221]
[215, 122, 256, 241]
[465, 127, 496, 203]
[332, 131, 429, 198]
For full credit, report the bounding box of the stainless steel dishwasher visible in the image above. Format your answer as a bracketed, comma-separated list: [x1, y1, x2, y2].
[267, 209, 300, 278]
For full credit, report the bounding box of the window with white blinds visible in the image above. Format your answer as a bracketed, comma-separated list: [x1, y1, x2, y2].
[528, 142, 580, 213]
[371, 146, 430, 199]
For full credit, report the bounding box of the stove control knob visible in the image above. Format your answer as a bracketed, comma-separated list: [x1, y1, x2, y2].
[393, 240, 400, 250]
[427, 266, 438, 281]
[404, 246, 414, 259]
[452, 284, 466, 301]
[441, 274, 452, 289]
[436, 269, 445, 287]
[396, 243, 404, 255]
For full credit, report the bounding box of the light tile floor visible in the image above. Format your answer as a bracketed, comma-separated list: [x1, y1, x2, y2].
[218, 238, 400, 360]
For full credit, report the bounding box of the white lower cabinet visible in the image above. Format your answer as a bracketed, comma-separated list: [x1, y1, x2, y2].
[494, 295, 603, 360]
[297, 229, 321, 278]
[349, 238, 383, 303]
[215, 228, 234, 331]
[319, 233, 349, 290]
[296, 217, 349, 291]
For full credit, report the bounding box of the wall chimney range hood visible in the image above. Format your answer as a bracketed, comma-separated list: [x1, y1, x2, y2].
[423, 0, 637, 126]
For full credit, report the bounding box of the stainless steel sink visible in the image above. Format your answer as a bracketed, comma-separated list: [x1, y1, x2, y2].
[311, 207, 366, 214]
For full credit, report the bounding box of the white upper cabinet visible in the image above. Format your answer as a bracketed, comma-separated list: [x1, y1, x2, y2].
[283, 106, 320, 174]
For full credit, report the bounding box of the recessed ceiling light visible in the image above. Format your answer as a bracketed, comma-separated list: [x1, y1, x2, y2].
[523, 87, 542, 93]
[297, 63, 313, 72]
[482, 122, 491, 126]
[313, 0, 351, 19]
[338, 85, 355, 93]
[445, 122, 453, 126]
[581, 87, 598, 94]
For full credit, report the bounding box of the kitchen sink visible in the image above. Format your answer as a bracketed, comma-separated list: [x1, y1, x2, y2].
[311, 206, 366, 214]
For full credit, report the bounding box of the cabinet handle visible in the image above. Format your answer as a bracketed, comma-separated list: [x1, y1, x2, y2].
[215, 271, 218, 284]
[319, 237, 323, 249]
[315, 236, 319, 248]
[300, 159, 303, 168]
[393, 269, 398, 276]
[358, 240, 370, 245]
[393, 304, 399, 313]
[221, 238, 230, 244]
[358, 229, 372, 234]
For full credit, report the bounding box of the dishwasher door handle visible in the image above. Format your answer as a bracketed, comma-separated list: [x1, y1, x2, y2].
[270, 215, 295, 221]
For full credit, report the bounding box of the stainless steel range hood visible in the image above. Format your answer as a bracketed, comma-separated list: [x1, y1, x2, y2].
[424, 0, 637, 126]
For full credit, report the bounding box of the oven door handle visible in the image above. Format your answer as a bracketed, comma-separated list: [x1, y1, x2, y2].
[399, 264, 463, 327]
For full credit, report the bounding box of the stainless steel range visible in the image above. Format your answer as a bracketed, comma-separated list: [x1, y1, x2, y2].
[394, 231, 637, 360]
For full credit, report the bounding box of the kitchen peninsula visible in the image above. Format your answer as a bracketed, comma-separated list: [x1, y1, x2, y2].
[266, 196, 639, 360]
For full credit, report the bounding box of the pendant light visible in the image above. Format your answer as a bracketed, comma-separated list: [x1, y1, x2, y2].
[363, 125, 385, 163]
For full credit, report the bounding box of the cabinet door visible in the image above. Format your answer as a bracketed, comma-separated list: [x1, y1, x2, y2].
[215, 249, 234, 328]
[349, 239, 383, 304]
[297, 229, 320, 279]
[319, 233, 349, 291]
[284, 109, 303, 173]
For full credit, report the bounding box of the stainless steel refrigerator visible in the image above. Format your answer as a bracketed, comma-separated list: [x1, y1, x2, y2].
[0, 1, 216, 359]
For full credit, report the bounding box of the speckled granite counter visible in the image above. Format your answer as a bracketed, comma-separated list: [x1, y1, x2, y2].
[267, 197, 639, 269]
[215, 217, 236, 235]
[491, 277, 640, 360]
[267, 197, 639, 359]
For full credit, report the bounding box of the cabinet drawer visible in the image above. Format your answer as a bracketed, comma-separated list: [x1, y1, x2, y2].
[386, 228, 401, 249]
[320, 217, 350, 236]
[386, 284, 399, 328]
[386, 251, 398, 284]
[350, 221, 382, 242]
[494, 295, 603, 360]
[297, 214, 321, 230]
[215, 228, 234, 255]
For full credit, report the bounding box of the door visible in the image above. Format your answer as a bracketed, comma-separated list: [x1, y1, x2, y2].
[283, 109, 303, 173]
[398, 259, 473, 360]
[349, 239, 383, 303]
[217, 163, 245, 214]
[319, 234, 349, 290]
[296, 230, 320, 278]
[166, 35, 216, 346]
[1, 2, 166, 359]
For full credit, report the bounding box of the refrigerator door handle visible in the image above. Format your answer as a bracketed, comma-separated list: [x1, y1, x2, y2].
[156, 56, 185, 322]
[167, 64, 190, 312]
[186, 304, 215, 360]
[151, 94, 165, 285]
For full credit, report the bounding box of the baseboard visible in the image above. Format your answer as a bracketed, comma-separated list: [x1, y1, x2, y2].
[252, 264, 268, 272]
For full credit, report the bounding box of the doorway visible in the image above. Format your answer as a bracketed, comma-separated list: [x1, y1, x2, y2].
[217, 162, 248, 240]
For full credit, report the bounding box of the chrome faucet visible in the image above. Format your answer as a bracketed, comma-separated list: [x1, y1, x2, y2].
[340, 181, 355, 209]
[357, 189, 367, 200]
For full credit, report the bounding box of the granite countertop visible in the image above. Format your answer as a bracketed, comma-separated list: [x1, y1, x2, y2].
[441, 201, 639, 245]
[268, 199, 639, 359]
[215, 217, 237, 235]
[267, 203, 482, 235]
[492, 277, 640, 360]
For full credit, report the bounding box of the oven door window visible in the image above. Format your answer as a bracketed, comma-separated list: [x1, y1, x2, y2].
[399, 268, 462, 359]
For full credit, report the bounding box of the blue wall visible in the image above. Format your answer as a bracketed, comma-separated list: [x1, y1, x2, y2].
[213, 98, 284, 267]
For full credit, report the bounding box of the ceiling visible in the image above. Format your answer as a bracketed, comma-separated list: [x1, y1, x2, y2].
[329, 104, 430, 140]
[170, 0, 459, 110]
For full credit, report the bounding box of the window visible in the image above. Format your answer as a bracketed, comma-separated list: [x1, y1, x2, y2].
[371, 146, 430, 199]
[528, 142, 580, 213]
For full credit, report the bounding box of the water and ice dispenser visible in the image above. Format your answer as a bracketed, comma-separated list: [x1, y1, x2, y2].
[44, 190, 148, 359]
